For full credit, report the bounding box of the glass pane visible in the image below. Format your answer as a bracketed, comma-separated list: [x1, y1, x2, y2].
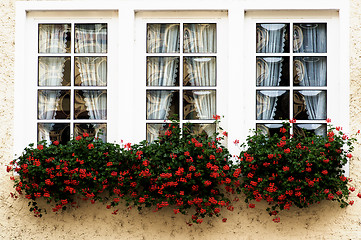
[74, 123, 107, 142]
[146, 90, 179, 120]
[294, 90, 326, 120]
[184, 57, 216, 86]
[75, 24, 107, 53]
[294, 124, 327, 137]
[183, 90, 216, 120]
[256, 90, 289, 120]
[38, 57, 71, 86]
[38, 24, 71, 53]
[38, 123, 70, 144]
[256, 23, 289, 53]
[38, 90, 70, 119]
[256, 57, 289, 86]
[293, 57, 327, 86]
[146, 57, 179, 86]
[256, 123, 285, 136]
[74, 90, 107, 120]
[147, 24, 180, 53]
[184, 24, 216, 53]
[293, 23, 327, 53]
[75, 57, 107, 86]
[184, 123, 216, 138]
[146, 123, 175, 143]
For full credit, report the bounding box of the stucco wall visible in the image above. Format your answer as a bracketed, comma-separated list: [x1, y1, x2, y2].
[1, 0, 361, 239]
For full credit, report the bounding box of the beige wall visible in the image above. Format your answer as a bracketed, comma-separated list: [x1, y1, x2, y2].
[1, 0, 361, 239]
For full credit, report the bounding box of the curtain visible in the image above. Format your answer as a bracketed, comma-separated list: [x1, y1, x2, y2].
[146, 24, 180, 141]
[38, 24, 69, 53]
[75, 57, 107, 86]
[147, 24, 180, 53]
[294, 57, 327, 121]
[256, 57, 283, 87]
[184, 57, 216, 86]
[256, 24, 287, 120]
[184, 24, 216, 53]
[257, 24, 287, 53]
[293, 24, 327, 53]
[184, 24, 216, 119]
[38, 57, 67, 86]
[75, 24, 107, 53]
[256, 91, 285, 120]
[82, 90, 107, 120]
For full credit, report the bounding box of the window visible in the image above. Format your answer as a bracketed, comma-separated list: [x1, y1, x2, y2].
[37, 22, 108, 144]
[14, 11, 117, 151]
[134, 11, 227, 143]
[244, 11, 341, 139]
[15, 3, 348, 159]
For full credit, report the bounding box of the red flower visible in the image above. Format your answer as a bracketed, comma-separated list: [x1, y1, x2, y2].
[6, 166, 11, 172]
[53, 140, 59, 146]
[322, 170, 328, 175]
[327, 194, 334, 200]
[284, 148, 290, 154]
[326, 118, 331, 123]
[204, 180, 212, 187]
[280, 127, 287, 133]
[76, 136, 82, 141]
[249, 203, 255, 208]
[347, 153, 353, 158]
[282, 166, 289, 172]
[173, 209, 180, 214]
[213, 115, 220, 120]
[189, 166, 196, 171]
[83, 132, 89, 137]
[222, 218, 227, 222]
[358, 193, 361, 198]
[349, 187, 355, 192]
[222, 131, 228, 137]
[349, 200, 354, 205]
[289, 118, 296, 123]
[323, 159, 330, 163]
[233, 139, 239, 144]
[272, 217, 280, 223]
[263, 162, 270, 167]
[107, 162, 113, 166]
[87, 144, 94, 149]
[214, 208, 221, 213]
[37, 145, 43, 150]
[197, 219, 203, 224]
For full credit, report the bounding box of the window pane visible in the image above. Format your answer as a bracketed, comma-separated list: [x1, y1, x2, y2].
[293, 57, 326, 86]
[146, 123, 175, 143]
[256, 23, 289, 53]
[294, 124, 326, 137]
[183, 90, 216, 120]
[74, 57, 107, 86]
[256, 57, 289, 86]
[38, 24, 71, 53]
[294, 90, 326, 120]
[184, 123, 216, 138]
[183, 23, 216, 53]
[38, 123, 70, 144]
[256, 90, 289, 120]
[38, 57, 71, 86]
[146, 90, 179, 120]
[75, 24, 107, 53]
[74, 90, 107, 120]
[184, 57, 216, 86]
[256, 123, 285, 136]
[293, 23, 327, 53]
[38, 90, 70, 119]
[146, 57, 179, 86]
[147, 24, 180, 53]
[74, 123, 107, 142]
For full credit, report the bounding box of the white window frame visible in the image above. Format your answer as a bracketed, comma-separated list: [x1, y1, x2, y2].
[14, 1, 349, 163]
[133, 11, 228, 144]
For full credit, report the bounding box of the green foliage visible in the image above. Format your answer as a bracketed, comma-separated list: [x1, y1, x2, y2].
[7, 118, 239, 224]
[237, 122, 358, 222]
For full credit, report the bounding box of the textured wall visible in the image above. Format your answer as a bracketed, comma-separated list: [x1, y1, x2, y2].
[1, 0, 361, 239]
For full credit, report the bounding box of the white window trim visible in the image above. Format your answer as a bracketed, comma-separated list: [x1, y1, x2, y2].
[14, 1, 349, 165]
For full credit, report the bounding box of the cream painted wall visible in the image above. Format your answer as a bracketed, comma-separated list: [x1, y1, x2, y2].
[1, 0, 361, 239]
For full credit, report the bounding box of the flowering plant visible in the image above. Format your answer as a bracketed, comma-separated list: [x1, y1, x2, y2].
[7, 117, 240, 224]
[237, 120, 359, 222]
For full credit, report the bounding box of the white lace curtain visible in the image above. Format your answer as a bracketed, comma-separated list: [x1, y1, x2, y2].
[256, 24, 287, 120]
[38, 24, 69, 53]
[75, 57, 107, 86]
[75, 24, 107, 53]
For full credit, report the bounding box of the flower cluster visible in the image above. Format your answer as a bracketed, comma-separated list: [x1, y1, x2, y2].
[237, 121, 359, 222]
[7, 118, 240, 224]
